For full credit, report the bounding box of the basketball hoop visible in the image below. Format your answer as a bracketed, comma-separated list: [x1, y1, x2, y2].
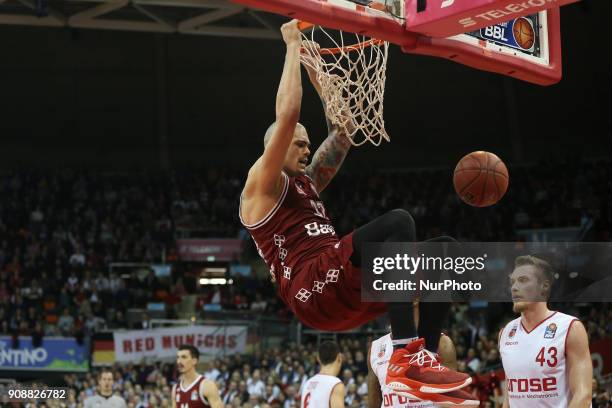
[299, 22, 390, 146]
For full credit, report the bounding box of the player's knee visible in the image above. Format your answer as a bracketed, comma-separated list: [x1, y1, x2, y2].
[387, 209, 415, 230]
[385, 209, 416, 240]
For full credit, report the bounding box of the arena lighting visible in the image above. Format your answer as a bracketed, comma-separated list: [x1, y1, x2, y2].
[199, 278, 233, 285]
[203, 267, 226, 274]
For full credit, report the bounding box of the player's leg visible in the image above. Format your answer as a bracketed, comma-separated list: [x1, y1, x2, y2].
[350, 209, 418, 350]
[418, 236, 456, 353]
[350, 209, 471, 394]
[350, 212, 454, 352]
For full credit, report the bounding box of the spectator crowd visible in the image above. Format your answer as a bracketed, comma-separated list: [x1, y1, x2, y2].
[0, 157, 611, 407]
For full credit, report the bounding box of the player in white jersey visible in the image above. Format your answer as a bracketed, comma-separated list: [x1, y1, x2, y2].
[301, 341, 345, 408]
[500, 255, 592, 408]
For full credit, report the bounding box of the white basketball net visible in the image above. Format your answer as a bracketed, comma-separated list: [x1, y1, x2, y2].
[300, 26, 390, 146]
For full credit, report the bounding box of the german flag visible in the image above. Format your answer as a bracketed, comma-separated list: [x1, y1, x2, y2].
[92, 338, 115, 365]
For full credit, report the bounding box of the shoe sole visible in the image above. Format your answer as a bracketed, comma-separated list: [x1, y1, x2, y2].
[387, 376, 472, 394]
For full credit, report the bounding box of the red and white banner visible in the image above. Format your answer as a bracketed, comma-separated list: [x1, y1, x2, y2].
[113, 326, 247, 362]
[176, 239, 242, 262]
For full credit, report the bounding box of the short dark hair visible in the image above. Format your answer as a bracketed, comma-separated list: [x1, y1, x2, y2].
[318, 341, 340, 365]
[98, 368, 113, 380]
[178, 344, 200, 360]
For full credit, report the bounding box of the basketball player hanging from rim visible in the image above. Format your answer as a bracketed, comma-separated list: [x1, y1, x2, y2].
[239, 20, 471, 400]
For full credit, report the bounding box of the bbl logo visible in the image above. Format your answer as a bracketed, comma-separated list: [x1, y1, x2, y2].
[513, 17, 535, 50]
[508, 326, 517, 338]
[544, 323, 557, 339]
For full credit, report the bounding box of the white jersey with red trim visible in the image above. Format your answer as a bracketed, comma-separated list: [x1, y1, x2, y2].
[370, 334, 436, 408]
[300, 374, 341, 408]
[499, 311, 579, 408]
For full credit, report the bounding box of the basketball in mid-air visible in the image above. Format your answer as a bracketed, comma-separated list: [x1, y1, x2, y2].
[513, 17, 535, 50]
[453, 151, 509, 207]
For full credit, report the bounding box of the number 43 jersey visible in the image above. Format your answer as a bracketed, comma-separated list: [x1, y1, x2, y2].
[240, 172, 339, 286]
[499, 311, 579, 408]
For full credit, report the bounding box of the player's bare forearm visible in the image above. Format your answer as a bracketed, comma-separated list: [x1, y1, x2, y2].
[568, 393, 591, 408]
[306, 127, 351, 192]
[367, 343, 382, 408]
[257, 20, 303, 189]
[367, 370, 382, 408]
[303, 52, 353, 193]
[501, 393, 509, 408]
[275, 41, 302, 123]
[567, 356, 592, 408]
[567, 321, 592, 408]
[330, 382, 346, 408]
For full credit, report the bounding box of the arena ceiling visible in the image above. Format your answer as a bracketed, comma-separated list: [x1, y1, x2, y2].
[0, 0, 284, 39]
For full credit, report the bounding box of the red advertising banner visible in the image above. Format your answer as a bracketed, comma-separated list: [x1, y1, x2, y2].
[176, 239, 242, 262]
[113, 326, 247, 362]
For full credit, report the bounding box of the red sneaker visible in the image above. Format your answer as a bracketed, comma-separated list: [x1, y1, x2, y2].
[400, 388, 480, 406]
[385, 338, 471, 394]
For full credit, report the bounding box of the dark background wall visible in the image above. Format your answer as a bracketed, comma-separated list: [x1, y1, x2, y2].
[0, 1, 608, 170]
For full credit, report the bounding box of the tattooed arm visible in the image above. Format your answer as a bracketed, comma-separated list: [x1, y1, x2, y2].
[303, 55, 354, 193]
[305, 116, 352, 193]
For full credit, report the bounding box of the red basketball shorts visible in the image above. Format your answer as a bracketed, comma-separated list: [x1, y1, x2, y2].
[285, 233, 387, 331]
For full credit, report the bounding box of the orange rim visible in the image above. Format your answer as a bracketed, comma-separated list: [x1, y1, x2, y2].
[298, 20, 384, 55]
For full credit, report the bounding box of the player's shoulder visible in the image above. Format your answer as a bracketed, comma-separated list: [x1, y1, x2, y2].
[552, 311, 579, 322]
[331, 380, 345, 392]
[200, 376, 216, 387]
[371, 333, 392, 348]
[369, 333, 392, 365]
[502, 315, 522, 331]
[369, 333, 391, 356]
[499, 316, 521, 339]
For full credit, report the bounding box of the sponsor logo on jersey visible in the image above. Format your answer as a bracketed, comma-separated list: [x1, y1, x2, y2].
[378, 342, 387, 358]
[191, 390, 199, 401]
[544, 323, 557, 339]
[507, 377, 557, 392]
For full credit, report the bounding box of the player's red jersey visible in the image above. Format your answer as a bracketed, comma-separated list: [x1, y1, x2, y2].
[240, 172, 387, 331]
[239, 172, 339, 296]
[175, 375, 211, 408]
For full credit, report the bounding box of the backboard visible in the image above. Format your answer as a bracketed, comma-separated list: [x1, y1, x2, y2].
[231, 0, 575, 85]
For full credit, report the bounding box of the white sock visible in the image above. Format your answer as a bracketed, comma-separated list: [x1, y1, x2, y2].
[392, 337, 418, 349]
